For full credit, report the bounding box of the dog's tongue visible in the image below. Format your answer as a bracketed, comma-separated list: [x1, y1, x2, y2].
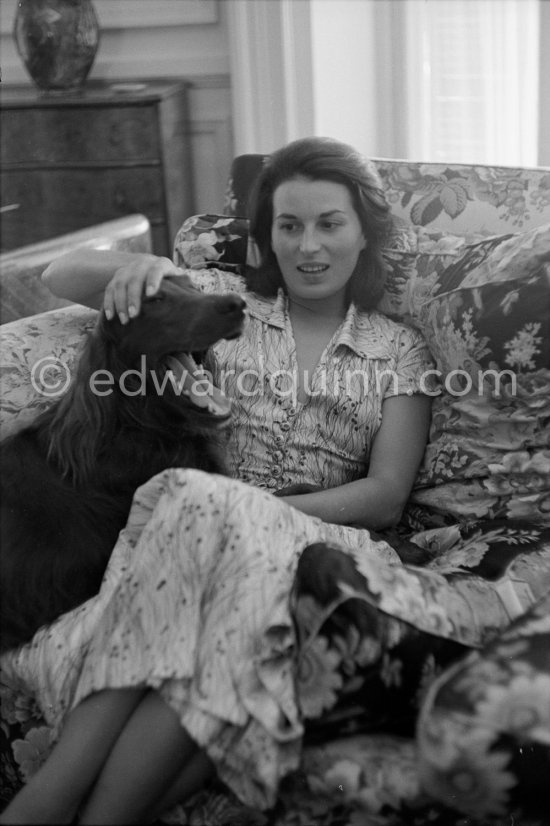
[165, 354, 232, 419]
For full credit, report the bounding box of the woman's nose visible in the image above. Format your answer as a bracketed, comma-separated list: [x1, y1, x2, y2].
[299, 227, 322, 254]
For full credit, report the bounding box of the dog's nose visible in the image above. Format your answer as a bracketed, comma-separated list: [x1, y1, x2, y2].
[220, 294, 247, 315]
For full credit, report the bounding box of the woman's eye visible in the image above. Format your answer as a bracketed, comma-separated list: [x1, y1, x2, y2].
[278, 223, 298, 233]
[320, 221, 340, 230]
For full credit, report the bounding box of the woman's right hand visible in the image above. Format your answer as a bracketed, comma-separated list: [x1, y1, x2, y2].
[104, 255, 186, 324]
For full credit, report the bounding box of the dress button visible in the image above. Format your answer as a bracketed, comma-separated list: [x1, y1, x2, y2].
[280, 422, 291, 431]
[274, 435, 284, 446]
[272, 450, 284, 462]
[271, 467, 283, 478]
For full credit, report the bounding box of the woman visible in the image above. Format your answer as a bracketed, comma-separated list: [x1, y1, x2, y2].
[1, 137, 434, 824]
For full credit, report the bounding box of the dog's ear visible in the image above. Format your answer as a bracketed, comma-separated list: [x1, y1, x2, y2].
[47, 328, 118, 484]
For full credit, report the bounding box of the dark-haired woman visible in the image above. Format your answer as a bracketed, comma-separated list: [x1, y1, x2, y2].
[1, 138, 434, 824]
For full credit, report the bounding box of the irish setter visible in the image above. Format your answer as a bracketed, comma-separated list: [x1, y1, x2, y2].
[0, 276, 246, 653]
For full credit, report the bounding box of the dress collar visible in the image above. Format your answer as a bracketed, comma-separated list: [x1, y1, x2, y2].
[245, 288, 287, 329]
[336, 303, 394, 359]
[247, 290, 393, 359]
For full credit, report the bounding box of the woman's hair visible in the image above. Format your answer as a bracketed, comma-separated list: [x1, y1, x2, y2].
[245, 136, 392, 310]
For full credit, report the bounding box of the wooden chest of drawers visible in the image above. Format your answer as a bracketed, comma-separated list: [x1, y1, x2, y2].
[0, 79, 193, 256]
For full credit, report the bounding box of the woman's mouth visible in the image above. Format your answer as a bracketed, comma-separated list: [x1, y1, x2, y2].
[297, 264, 329, 274]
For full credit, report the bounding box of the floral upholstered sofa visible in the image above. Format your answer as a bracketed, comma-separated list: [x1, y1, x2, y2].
[1, 157, 550, 826]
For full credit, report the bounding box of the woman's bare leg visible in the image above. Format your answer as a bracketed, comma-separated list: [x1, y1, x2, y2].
[0, 688, 145, 825]
[150, 750, 215, 820]
[79, 690, 205, 825]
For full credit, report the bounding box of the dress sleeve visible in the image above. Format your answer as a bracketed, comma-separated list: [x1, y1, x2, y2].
[384, 327, 440, 399]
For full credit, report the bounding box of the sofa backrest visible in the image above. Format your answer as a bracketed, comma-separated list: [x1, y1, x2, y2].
[225, 154, 550, 238]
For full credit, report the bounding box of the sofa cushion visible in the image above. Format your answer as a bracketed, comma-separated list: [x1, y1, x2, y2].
[396, 224, 550, 527]
[378, 223, 550, 364]
[417, 590, 550, 821]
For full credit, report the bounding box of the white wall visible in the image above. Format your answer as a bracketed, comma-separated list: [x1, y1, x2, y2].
[226, 0, 315, 154]
[0, 0, 234, 213]
[539, 0, 550, 166]
[310, 0, 381, 155]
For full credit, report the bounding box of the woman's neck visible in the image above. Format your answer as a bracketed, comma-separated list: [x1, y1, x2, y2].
[287, 294, 348, 325]
[287, 296, 347, 404]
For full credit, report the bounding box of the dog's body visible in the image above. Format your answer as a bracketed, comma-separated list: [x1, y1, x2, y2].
[0, 276, 245, 653]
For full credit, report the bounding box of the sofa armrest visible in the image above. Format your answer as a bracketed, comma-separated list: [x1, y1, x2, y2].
[0, 214, 152, 324]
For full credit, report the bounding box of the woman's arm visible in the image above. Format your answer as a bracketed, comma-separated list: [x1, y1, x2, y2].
[43, 250, 183, 322]
[280, 393, 432, 530]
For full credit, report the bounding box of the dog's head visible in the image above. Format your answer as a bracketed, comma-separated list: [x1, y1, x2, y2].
[96, 275, 247, 422]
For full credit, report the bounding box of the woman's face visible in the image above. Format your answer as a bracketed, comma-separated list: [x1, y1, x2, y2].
[271, 176, 366, 308]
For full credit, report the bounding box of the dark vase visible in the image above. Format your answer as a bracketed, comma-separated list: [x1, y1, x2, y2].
[13, 0, 100, 93]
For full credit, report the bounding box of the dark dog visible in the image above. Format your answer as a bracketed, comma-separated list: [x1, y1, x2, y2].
[0, 276, 246, 653]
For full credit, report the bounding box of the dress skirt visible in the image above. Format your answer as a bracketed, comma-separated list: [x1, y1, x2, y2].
[0, 469, 399, 809]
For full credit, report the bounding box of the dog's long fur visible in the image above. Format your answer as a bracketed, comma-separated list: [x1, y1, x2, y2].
[0, 276, 245, 653]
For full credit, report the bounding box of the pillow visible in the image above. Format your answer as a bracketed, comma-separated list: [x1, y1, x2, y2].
[173, 214, 250, 273]
[0, 305, 97, 440]
[380, 224, 550, 528]
[417, 590, 550, 821]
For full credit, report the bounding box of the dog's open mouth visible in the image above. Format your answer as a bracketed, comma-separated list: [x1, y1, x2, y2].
[163, 353, 232, 421]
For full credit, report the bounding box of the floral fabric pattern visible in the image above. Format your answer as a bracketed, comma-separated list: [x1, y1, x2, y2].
[380, 224, 550, 528]
[292, 520, 550, 727]
[174, 214, 251, 273]
[224, 155, 550, 235]
[375, 161, 550, 234]
[417, 591, 550, 821]
[287, 524, 550, 822]
[0, 305, 97, 440]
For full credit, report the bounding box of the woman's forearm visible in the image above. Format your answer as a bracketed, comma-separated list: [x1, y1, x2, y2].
[280, 477, 406, 531]
[42, 250, 158, 308]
